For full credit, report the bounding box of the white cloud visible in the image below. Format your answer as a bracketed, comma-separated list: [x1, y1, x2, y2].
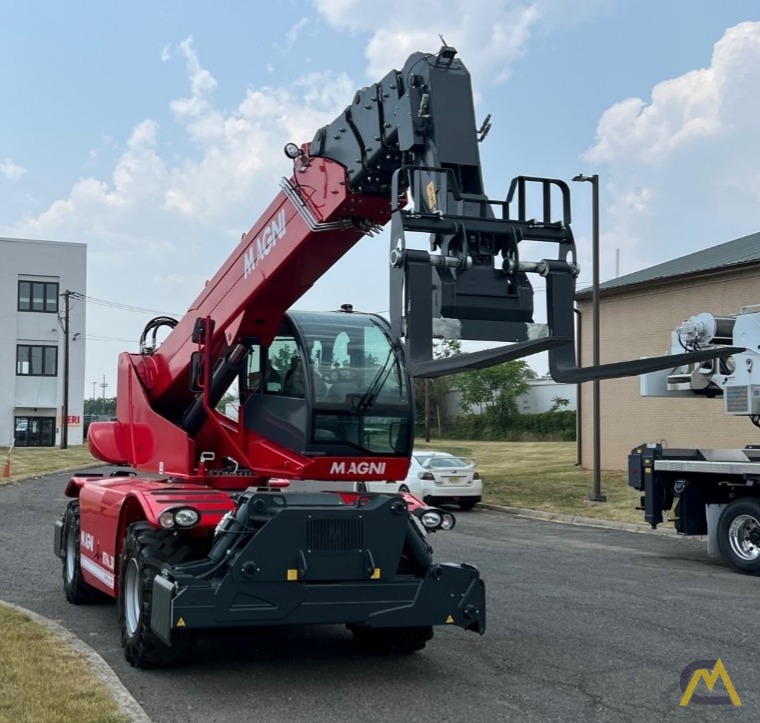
[1, 158, 27, 181]
[580, 21, 760, 276]
[314, 0, 540, 83]
[9, 37, 366, 390]
[275, 17, 311, 55]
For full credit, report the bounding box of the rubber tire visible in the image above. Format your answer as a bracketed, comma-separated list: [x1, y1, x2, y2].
[62, 501, 104, 604]
[356, 481, 368, 493]
[399, 484, 410, 493]
[459, 497, 481, 511]
[351, 625, 433, 655]
[118, 522, 196, 668]
[717, 498, 760, 576]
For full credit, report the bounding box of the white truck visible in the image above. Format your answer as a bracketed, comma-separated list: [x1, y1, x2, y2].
[631, 306, 760, 574]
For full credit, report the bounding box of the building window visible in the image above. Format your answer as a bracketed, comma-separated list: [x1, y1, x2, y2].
[16, 345, 58, 376]
[18, 280, 59, 312]
[14, 417, 55, 447]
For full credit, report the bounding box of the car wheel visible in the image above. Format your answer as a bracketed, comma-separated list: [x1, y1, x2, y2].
[459, 497, 481, 511]
[356, 481, 367, 493]
[399, 484, 409, 493]
[62, 501, 105, 604]
[350, 625, 433, 654]
[717, 498, 760, 575]
[119, 522, 197, 667]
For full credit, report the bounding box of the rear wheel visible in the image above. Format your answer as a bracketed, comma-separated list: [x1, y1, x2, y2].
[119, 522, 196, 668]
[718, 498, 760, 575]
[351, 625, 433, 655]
[62, 501, 104, 604]
[459, 497, 481, 511]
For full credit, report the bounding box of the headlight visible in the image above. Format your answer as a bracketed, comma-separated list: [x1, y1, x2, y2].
[158, 507, 200, 529]
[413, 507, 457, 532]
[174, 508, 200, 527]
[420, 510, 443, 529]
[440, 512, 456, 530]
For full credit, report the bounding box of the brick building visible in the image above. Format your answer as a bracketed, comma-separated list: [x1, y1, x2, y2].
[576, 231, 760, 471]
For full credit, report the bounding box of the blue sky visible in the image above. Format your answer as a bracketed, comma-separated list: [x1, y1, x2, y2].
[2, 0, 759, 390]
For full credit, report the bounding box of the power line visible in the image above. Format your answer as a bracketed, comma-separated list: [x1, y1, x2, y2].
[70, 292, 182, 317]
[82, 334, 137, 343]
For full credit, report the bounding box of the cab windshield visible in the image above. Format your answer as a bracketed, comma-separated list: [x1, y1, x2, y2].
[289, 311, 411, 455]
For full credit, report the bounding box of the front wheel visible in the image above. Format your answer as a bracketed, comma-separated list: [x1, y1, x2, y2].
[119, 522, 196, 668]
[717, 498, 760, 575]
[62, 501, 104, 604]
[350, 625, 433, 655]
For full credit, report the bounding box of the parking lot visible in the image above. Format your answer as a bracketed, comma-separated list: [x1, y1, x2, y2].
[0, 470, 757, 722]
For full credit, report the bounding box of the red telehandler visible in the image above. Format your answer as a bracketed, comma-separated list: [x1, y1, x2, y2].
[55, 45, 724, 667]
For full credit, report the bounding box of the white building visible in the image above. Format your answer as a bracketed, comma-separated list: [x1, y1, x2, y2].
[516, 378, 577, 414]
[0, 237, 86, 447]
[444, 377, 576, 417]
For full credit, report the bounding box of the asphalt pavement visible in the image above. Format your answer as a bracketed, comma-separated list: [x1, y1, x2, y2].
[0, 471, 757, 722]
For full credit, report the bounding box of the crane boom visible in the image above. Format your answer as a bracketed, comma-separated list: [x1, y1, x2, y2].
[89, 44, 725, 482]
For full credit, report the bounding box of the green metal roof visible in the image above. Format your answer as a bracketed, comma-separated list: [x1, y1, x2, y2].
[576, 230, 760, 298]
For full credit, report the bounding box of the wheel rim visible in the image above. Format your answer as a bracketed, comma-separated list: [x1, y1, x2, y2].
[65, 527, 76, 582]
[728, 514, 760, 561]
[124, 558, 141, 635]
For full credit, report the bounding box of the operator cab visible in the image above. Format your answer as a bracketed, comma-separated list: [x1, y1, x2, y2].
[241, 309, 413, 458]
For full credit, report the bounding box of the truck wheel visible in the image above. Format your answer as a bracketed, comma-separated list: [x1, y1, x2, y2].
[717, 498, 760, 575]
[350, 625, 433, 655]
[62, 501, 103, 604]
[118, 522, 196, 668]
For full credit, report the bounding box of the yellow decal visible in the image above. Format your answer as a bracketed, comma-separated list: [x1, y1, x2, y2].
[426, 180, 437, 212]
[680, 659, 741, 707]
[371, 568, 381, 580]
[176, 618, 186, 627]
[445, 615, 454, 624]
[287, 569, 298, 581]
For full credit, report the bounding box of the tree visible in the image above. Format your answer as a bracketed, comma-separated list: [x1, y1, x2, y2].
[84, 397, 116, 417]
[414, 339, 461, 438]
[549, 395, 570, 412]
[456, 359, 532, 424]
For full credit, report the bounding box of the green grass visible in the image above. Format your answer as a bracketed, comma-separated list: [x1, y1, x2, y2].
[416, 439, 643, 524]
[0, 445, 98, 486]
[0, 606, 129, 723]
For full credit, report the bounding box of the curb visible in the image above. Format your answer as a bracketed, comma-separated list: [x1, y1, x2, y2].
[0, 462, 105, 487]
[0, 600, 151, 723]
[476, 503, 692, 538]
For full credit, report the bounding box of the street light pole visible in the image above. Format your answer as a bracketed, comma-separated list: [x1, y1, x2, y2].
[60, 290, 72, 450]
[572, 173, 606, 502]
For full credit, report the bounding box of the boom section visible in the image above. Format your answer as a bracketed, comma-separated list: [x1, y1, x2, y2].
[142, 162, 391, 412]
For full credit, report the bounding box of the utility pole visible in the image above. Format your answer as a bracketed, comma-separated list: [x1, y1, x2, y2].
[424, 378, 431, 442]
[100, 376, 109, 416]
[60, 290, 72, 449]
[92, 381, 97, 399]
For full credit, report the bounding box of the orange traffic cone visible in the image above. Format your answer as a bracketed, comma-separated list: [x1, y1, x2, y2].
[1, 459, 10, 478]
